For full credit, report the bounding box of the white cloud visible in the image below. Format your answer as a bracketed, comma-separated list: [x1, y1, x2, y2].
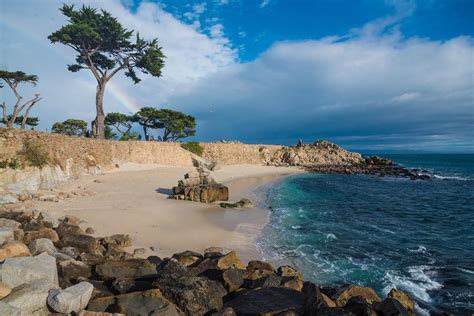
[391, 92, 421, 103]
[260, 0, 271, 8]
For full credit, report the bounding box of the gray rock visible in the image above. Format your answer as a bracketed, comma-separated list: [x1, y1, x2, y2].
[2, 279, 57, 315]
[1, 253, 58, 288]
[0, 301, 21, 316]
[59, 259, 92, 280]
[0, 218, 21, 229]
[0, 227, 14, 245]
[36, 212, 59, 229]
[28, 238, 57, 255]
[47, 281, 93, 314]
[0, 194, 18, 205]
[96, 259, 157, 280]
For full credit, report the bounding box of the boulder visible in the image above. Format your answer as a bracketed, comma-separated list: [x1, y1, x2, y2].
[2, 279, 56, 315]
[0, 281, 12, 299]
[0, 194, 18, 205]
[1, 253, 58, 288]
[0, 227, 14, 245]
[87, 289, 180, 316]
[170, 167, 229, 203]
[47, 282, 94, 314]
[0, 241, 31, 261]
[110, 277, 155, 295]
[60, 215, 81, 226]
[221, 268, 244, 292]
[335, 285, 381, 307]
[36, 212, 59, 228]
[59, 259, 92, 280]
[281, 276, 304, 291]
[388, 288, 415, 312]
[247, 260, 274, 273]
[303, 282, 337, 313]
[277, 265, 303, 280]
[28, 237, 57, 255]
[24, 227, 59, 244]
[0, 218, 21, 229]
[56, 222, 86, 238]
[343, 296, 377, 316]
[375, 298, 411, 316]
[103, 234, 132, 247]
[224, 287, 306, 315]
[154, 259, 225, 315]
[217, 251, 245, 270]
[0, 211, 32, 225]
[60, 246, 80, 258]
[0, 301, 21, 316]
[80, 252, 106, 265]
[61, 234, 102, 254]
[172, 250, 203, 267]
[220, 198, 253, 209]
[12, 229, 24, 242]
[96, 259, 157, 280]
[245, 275, 283, 289]
[86, 227, 95, 234]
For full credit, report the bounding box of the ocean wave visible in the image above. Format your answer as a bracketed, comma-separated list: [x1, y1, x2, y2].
[457, 267, 474, 274]
[326, 233, 337, 240]
[432, 174, 468, 181]
[409, 245, 427, 254]
[382, 265, 442, 303]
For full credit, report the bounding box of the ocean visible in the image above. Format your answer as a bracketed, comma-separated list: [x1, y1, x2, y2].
[257, 154, 474, 315]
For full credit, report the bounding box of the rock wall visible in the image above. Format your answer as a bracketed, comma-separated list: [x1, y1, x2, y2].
[201, 142, 283, 165]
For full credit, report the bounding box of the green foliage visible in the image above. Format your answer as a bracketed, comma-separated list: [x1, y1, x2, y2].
[181, 142, 204, 156]
[0, 70, 38, 87]
[157, 109, 196, 141]
[48, 4, 165, 84]
[119, 132, 139, 141]
[132, 107, 163, 140]
[0, 159, 21, 169]
[104, 125, 117, 140]
[52, 119, 88, 136]
[1, 115, 39, 128]
[19, 141, 49, 168]
[105, 112, 134, 136]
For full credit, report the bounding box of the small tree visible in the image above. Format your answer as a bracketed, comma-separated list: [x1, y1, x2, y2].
[0, 70, 41, 129]
[133, 107, 163, 140]
[105, 112, 134, 137]
[157, 109, 196, 141]
[52, 119, 88, 136]
[48, 5, 165, 139]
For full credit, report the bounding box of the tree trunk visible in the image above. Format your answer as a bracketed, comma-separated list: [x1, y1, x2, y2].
[93, 83, 106, 138]
[143, 126, 149, 141]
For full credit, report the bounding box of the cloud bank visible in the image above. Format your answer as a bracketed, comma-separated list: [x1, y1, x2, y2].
[0, 0, 472, 151]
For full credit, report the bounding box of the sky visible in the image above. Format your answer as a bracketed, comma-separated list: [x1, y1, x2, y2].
[0, 0, 473, 152]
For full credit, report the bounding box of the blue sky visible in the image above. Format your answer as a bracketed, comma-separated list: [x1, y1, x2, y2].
[1, 0, 473, 152]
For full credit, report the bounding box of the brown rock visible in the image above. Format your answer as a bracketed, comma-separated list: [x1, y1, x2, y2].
[103, 234, 132, 247]
[56, 222, 85, 238]
[95, 259, 157, 280]
[281, 276, 304, 291]
[59, 259, 92, 280]
[336, 285, 381, 307]
[61, 234, 102, 255]
[24, 228, 59, 244]
[247, 260, 274, 273]
[172, 250, 203, 267]
[0, 281, 12, 299]
[61, 215, 81, 226]
[85, 227, 95, 234]
[388, 288, 415, 312]
[216, 251, 245, 270]
[221, 268, 244, 292]
[277, 265, 303, 280]
[0, 241, 31, 261]
[87, 289, 179, 316]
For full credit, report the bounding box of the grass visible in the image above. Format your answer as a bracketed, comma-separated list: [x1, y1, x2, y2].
[0, 158, 23, 169]
[19, 140, 50, 168]
[181, 141, 204, 156]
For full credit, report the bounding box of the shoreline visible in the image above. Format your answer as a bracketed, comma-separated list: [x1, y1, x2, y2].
[31, 163, 303, 262]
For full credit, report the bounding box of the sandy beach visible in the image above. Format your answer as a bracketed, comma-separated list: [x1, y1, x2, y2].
[32, 164, 302, 262]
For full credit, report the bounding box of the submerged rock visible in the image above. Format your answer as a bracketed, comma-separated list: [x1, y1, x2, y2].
[220, 198, 253, 209]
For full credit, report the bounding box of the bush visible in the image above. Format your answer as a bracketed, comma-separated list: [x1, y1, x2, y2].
[19, 140, 50, 167]
[181, 141, 204, 156]
[0, 158, 23, 169]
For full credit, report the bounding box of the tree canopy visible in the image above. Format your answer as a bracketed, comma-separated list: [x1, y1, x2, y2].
[0, 70, 41, 129]
[105, 112, 134, 135]
[52, 119, 88, 137]
[132, 107, 164, 140]
[1, 115, 39, 128]
[48, 4, 165, 138]
[157, 109, 196, 141]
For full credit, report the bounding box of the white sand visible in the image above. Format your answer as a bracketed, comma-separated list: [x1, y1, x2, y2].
[33, 164, 302, 262]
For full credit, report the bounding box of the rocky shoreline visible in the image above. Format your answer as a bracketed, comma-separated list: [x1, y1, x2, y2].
[0, 209, 419, 315]
[263, 141, 431, 180]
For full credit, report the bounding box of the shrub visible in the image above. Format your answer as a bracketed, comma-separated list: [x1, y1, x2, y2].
[181, 141, 204, 156]
[19, 140, 50, 167]
[0, 158, 23, 169]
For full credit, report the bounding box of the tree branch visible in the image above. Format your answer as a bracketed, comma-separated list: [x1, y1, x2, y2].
[21, 96, 41, 129]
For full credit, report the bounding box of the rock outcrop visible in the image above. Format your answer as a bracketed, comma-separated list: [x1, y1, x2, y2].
[0, 209, 420, 315]
[169, 168, 229, 203]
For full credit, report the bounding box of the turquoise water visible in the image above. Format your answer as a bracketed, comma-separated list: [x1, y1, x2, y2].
[258, 154, 474, 315]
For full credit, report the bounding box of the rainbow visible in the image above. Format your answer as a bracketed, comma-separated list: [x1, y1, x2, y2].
[0, 13, 142, 114]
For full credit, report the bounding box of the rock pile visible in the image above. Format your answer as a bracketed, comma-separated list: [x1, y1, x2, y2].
[262, 140, 431, 180]
[170, 168, 229, 203]
[0, 209, 419, 315]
